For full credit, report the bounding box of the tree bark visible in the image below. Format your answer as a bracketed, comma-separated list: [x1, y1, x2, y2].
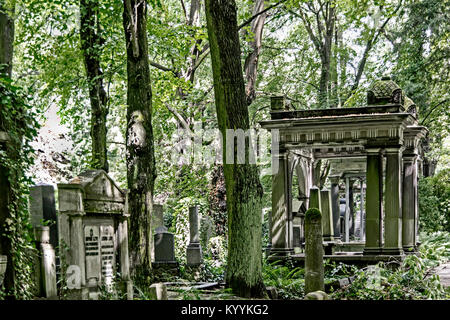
[205, 0, 266, 298]
[0, 0, 15, 296]
[244, 0, 267, 106]
[80, 0, 109, 172]
[123, 0, 156, 286]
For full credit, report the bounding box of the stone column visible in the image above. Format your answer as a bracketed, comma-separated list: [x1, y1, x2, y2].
[270, 152, 293, 256]
[329, 176, 341, 239]
[344, 177, 351, 242]
[402, 155, 417, 253]
[304, 208, 324, 294]
[186, 206, 202, 265]
[348, 179, 356, 238]
[384, 148, 403, 255]
[320, 189, 334, 241]
[309, 186, 321, 211]
[364, 149, 383, 255]
[359, 178, 365, 241]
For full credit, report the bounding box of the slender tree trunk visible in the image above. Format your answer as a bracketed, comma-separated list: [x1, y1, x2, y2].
[80, 0, 109, 172]
[123, 0, 155, 286]
[244, 0, 267, 106]
[205, 0, 266, 298]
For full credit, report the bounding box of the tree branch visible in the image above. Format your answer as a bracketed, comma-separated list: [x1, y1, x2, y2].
[238, 0, 286, 30]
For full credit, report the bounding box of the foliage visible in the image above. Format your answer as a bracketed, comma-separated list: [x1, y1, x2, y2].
[418, 168, 450, 232]
[262, 261, 305, 299]
[330, 232, 450, 300]
[0, 73, 40, 299]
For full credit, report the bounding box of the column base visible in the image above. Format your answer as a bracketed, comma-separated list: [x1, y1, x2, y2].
[323, 235, 334, 241]
[186, 243, 203, 266]
[402, 246, 416, 254]
[382, 248, 404, 255]
[363, 247, 383, 255]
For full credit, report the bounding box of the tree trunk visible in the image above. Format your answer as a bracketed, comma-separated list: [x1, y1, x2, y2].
[80, 0, 109, 172]
[205, 0, 266, 298]
[244, 0, 267, 106]
[0, 1, 15, 296]
[123, 0, 156, 286]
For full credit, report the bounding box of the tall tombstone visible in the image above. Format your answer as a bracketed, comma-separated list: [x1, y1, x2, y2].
[151, 204, 164, 262]
[186, 206, 202, 266]
[34, 226, 57, 299]
[309, 187, 321, 211]
[304, 208, 324, 294]
[320, 189, 334, 241]
[30, 185, 59, 253]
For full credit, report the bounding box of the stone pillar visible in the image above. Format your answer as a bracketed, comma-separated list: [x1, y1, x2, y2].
[384, 148, 403, 255]
[320, 189, 334, 241]
[359, 178, 365, 241]
[329, 176, 341, 239]
[304, 208, 324, 294]
[402, 155, 417, 253]
[270, 152, 293, 256]
[364, 149, 383, 255]
[70, 215, 87, 297]
[34, 226, 57, 299]
[348, 179, 355, 237]
[186, 206, 202, 265]
[344, 177, 350, 242]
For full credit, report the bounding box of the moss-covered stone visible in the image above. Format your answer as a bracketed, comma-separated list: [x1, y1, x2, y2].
[305, 208, 322, 221]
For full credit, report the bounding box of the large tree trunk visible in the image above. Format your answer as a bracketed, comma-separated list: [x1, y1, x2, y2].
[205, 0, 266, 298]
[0, 1, 15, 296]
[123, 0, 156, 286]
[80, 0, 109, 172]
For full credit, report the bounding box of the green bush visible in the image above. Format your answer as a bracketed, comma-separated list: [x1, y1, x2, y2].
[418, 169, 450, 232]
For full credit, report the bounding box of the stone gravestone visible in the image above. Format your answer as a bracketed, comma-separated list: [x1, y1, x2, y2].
[154, 226, 177, 264]
[57, 170, 132, 300]
[151, 204, 164, 262]
[30, 185, 59, 250]
[186, 206, 202, 266]
[320, 189, 334, 241]
[304, 208, 324, 294]
[34, 226, 57, 299]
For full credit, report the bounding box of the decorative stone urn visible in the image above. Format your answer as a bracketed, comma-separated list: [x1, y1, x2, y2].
[0, 255, 7, 286]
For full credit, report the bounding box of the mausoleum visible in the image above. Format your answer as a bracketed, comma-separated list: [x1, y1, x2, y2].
[260, 77, 428, 265]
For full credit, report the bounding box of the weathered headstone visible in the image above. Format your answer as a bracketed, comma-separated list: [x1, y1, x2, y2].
[309, 187, 321, 211]
[154, 226, 177, 263]
[149, 282, 168, 300]
[153, 204, 164, 229]
[30, 185, 58, 250]
[57, 170, 132, 300]
[186, 206, 202, 266]
[304, 208, 324, 294]
[34, 226, 57, 299]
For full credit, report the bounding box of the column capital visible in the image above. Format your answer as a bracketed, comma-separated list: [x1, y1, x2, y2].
[365, 147, 382, 154]
[328, 175, 340, 184]
[384, 146, 402, 154]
